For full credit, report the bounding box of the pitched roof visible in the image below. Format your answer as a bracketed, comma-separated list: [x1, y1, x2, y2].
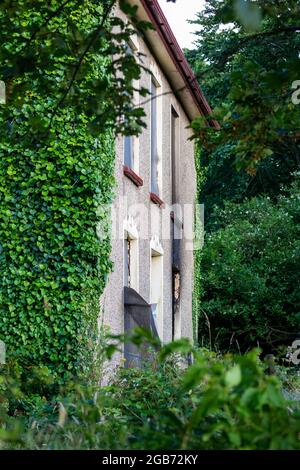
[137, 0, 220, 128]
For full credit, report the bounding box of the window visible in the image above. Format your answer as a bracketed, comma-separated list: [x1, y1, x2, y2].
[124, 42, 139, 172]
[150, 247, 163, 337]
[124, 235, 130, 288]
[151, 78, 159, 195]
[124, 287, 159, 368]
[124, 226, 159, 369]
[170, 107, 180, 338]
[124, 135, 134, 168]
[124, 230, 139, 292]
[171, 107, 179, 204]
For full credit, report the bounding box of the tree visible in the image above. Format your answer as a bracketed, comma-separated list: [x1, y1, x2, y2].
[198, 181, 300, 353]
[0, 0, 151, 136]
[187, 0, 300, 227]
[187, 0, 300, 167]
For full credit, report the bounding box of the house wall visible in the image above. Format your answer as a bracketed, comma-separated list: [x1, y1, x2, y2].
[100, 9, 196, 369]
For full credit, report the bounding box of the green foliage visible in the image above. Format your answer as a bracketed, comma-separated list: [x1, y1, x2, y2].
[198, 142, 299, 232]
[192, 144, 206, 340]
[1, 342, 300, 450]
[0, 1, 151, 377]
[0, 0, 149, 136]
[188, 1, 300, 357]
[188, 0, 300, 171]
[187, 1, 300, 228]
[0, 118, 115, 376]
[198, 181, 300, 352]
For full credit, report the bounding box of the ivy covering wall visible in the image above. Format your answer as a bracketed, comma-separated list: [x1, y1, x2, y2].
[0, 1, 126, 378]
[0, 115, 115, 376]
[0, 0, 148, 378]
[192, 145, 205, 344]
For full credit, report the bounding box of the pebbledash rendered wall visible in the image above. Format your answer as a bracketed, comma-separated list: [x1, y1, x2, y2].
[100, 8, 197, 365]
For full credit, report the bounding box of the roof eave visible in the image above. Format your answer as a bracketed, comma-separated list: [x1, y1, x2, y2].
[130, 0, 220, 129]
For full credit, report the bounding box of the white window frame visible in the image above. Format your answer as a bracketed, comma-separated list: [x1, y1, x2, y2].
[150, 236, 164, 339]
[123, 217, 139, 292]
[123, 37, 140, 175]
[149, 64, 163, 197]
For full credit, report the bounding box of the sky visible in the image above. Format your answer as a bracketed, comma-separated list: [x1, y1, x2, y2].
[158, 0, 205, 49]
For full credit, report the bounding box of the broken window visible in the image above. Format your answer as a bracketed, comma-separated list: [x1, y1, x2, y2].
[124, 287, 159, 368]
[124, 231, 138, 291]
[171, 106, 179, 204]
[171, 213, 182, 339]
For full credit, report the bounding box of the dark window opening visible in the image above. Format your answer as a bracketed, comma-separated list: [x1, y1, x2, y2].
[171, 107, 179, 204]
[124, 287, 160, 368]
[171, 214, 182, 339]
[124, 236, 131, 287]
[171, 215, 182, 272]
[172, 271, 181, 340]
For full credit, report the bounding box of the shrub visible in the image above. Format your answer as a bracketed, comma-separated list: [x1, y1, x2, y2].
[198, 181, 300, 353]
[1, 341, 300, 450]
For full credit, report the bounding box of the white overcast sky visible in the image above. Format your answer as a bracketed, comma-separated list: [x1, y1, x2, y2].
[158, 0, 205, 49]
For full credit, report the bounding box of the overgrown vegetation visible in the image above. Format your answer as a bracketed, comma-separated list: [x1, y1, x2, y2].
[1, 0, 299, 452]
[1, 340, 300, 450]
[189, 0, 300, 353]
[198, 181, 300, 353]
[189, 0, 300, 172]
[0, 0, 150, 378]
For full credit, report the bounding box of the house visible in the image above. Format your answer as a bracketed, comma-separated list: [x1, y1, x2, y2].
[100, 0, 218, 367]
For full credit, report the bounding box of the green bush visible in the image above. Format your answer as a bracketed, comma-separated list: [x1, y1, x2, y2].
[198, 181, 300, 352]
[1, 340, 300, 450]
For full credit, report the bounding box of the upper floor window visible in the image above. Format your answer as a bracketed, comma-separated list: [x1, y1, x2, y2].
[124, 41, 140, 173]
[151, 77, 161, 195]
[124, 134, 134, 168]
